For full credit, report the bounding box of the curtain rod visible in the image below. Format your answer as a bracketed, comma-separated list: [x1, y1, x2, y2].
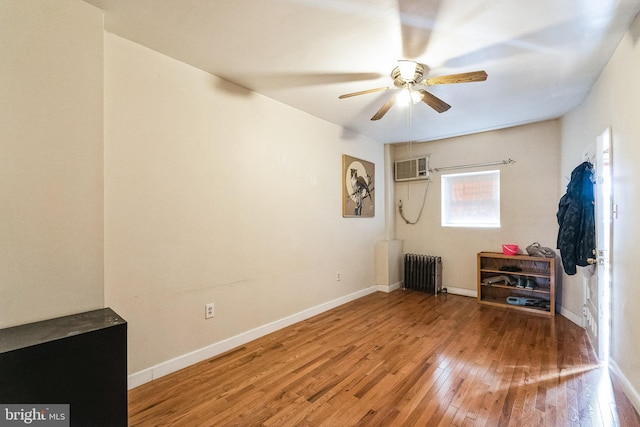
[430, 158, 515, 172]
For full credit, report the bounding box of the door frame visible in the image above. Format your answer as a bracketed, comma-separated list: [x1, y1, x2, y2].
[582, 126, 612, 362]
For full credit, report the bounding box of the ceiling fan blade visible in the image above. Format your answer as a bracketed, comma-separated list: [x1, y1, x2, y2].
[424, 70, 488, 86]
[371, 93, 397, 121]
[339, 87, 391, 99]
[418, 89, 451, 113]
[243, 72, 385, 90]
[399, 0, 440, 59]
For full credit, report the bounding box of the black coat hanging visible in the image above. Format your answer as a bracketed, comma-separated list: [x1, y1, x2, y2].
[556, 161, 596, 275]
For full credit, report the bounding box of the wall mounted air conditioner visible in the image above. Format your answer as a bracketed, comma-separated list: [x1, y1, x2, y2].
[394, 156, 430, 182]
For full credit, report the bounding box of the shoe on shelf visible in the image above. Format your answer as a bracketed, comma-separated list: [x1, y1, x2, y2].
[525, 277, 537, 290]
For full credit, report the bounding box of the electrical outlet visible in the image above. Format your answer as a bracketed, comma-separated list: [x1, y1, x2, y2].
[336, 271, 341, 281]
[205, 303, 215, 319]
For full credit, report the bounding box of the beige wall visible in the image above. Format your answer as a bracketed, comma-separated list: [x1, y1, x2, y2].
[103, 33, 385, 375]
[0, 0, 104, 328]
[561, 15, 640, 410]
[393, 121, 561, 297]
[5, 0, 638, 410]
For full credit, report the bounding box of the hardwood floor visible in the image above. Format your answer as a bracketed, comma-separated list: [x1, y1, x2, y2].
[129, 291, 640, 426]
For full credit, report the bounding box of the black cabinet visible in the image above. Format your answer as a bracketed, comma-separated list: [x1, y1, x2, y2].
[0, 308, 127, 426]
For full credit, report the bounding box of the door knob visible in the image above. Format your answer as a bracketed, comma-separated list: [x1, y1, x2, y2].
[587, 258, 597, 265]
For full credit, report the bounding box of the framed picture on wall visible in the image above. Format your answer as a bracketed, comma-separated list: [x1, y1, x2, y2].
[342, 155, 375, 217]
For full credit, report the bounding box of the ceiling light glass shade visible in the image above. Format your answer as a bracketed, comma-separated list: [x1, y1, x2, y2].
[397, 87, 412, 105]
[398, 85, 422, 106]
[397, 60, 417, 81]
[410, 90, 423, 104]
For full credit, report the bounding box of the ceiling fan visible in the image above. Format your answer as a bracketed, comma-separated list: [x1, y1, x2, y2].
[339, 60, 487, 121]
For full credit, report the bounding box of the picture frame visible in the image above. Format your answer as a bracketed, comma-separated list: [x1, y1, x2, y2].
[342, 155, 375, 217]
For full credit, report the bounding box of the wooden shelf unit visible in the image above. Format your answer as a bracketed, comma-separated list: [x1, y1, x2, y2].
[477, 252, 555, 316]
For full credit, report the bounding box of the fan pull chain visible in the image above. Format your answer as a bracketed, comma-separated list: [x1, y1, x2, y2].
[407, 100, 413, 160]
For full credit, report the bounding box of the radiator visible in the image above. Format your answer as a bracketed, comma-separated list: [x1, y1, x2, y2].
[403, 254, 443, 294]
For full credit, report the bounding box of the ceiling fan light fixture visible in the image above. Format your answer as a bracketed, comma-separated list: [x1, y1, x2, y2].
[410, 87, 422, 104]
[397, 87, 412, 105]
[338, 64, 487, 120]
[397, 84, 423, 106]
[397, 60, 418, 81]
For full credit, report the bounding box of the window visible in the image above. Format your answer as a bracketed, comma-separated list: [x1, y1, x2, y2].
[441, 170, 500, 227]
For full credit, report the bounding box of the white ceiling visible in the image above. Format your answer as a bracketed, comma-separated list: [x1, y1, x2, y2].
[84, 0, 640, 144]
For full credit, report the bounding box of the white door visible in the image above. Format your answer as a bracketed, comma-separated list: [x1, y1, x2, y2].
[582, 127, 612, 362]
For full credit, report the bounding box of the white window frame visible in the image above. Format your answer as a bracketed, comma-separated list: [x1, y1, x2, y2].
[441, 170, 501, 228]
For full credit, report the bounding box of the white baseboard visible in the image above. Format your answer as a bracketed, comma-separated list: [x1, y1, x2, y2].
[439, 290, 587, 329]
[128, 285, 594, 390]
[559, 305, 583, 327]
[394, 285, 475, 298]
[376, 281, 402, 293]
[609, 358, 640, 416]
[444, 286, 477, 298]
[431, 289, 585, 327]
[128, 286, 380, 389]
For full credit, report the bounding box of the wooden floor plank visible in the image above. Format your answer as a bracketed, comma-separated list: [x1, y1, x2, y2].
[128, 291, 640, 426]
